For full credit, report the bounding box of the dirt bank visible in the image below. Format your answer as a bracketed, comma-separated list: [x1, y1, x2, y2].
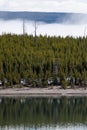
[0, 86, 87, 97]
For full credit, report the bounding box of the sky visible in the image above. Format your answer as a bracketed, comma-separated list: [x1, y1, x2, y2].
[0, 0, 87, 13]
[0, 0, 87, 37]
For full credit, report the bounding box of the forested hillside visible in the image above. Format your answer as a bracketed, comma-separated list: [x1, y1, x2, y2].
[0, 11, 87, 24]
[0, 34, 87, 88]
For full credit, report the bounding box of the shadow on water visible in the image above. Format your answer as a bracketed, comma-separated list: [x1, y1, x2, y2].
[0, 97, 87, 129]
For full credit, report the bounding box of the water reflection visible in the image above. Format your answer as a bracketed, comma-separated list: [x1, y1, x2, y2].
[0, 97, 87, 130]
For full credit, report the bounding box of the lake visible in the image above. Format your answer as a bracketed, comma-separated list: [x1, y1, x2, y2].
[0, 97, 87, 130]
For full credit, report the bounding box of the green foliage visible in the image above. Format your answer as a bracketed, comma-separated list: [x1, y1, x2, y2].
[61, 75, 68, 89]
[0, 34, 87, 87]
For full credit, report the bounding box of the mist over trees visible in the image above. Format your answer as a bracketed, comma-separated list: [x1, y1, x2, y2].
[0, 34, 87, 88]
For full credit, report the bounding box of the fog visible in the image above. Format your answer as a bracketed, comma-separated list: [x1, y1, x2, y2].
[0, 20, 87, 37]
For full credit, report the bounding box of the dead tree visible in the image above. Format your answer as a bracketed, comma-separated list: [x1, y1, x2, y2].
[23, 19, 26, 35]
[33, 20, 38, 44]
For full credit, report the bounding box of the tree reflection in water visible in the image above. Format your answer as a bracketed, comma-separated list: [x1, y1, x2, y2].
[0, 97, 87, 130]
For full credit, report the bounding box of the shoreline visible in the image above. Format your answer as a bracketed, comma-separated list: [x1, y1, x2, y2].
[0, 86, 87, 97]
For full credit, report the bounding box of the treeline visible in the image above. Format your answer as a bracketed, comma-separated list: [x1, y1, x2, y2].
[0, 34, 87, 88]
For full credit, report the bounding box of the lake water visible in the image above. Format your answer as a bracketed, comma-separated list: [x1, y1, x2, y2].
[0, 97, 87, 130]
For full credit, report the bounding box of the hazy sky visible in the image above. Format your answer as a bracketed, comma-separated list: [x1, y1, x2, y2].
[0, 20, 86, 37]
[0, 0, 87, 13]
[0, 0, 87, 37]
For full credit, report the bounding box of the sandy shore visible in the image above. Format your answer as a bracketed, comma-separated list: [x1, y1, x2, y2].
[0, 86, 87, 97]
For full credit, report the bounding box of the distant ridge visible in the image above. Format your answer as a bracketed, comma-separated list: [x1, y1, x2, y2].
[0, 11, 87, 24]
